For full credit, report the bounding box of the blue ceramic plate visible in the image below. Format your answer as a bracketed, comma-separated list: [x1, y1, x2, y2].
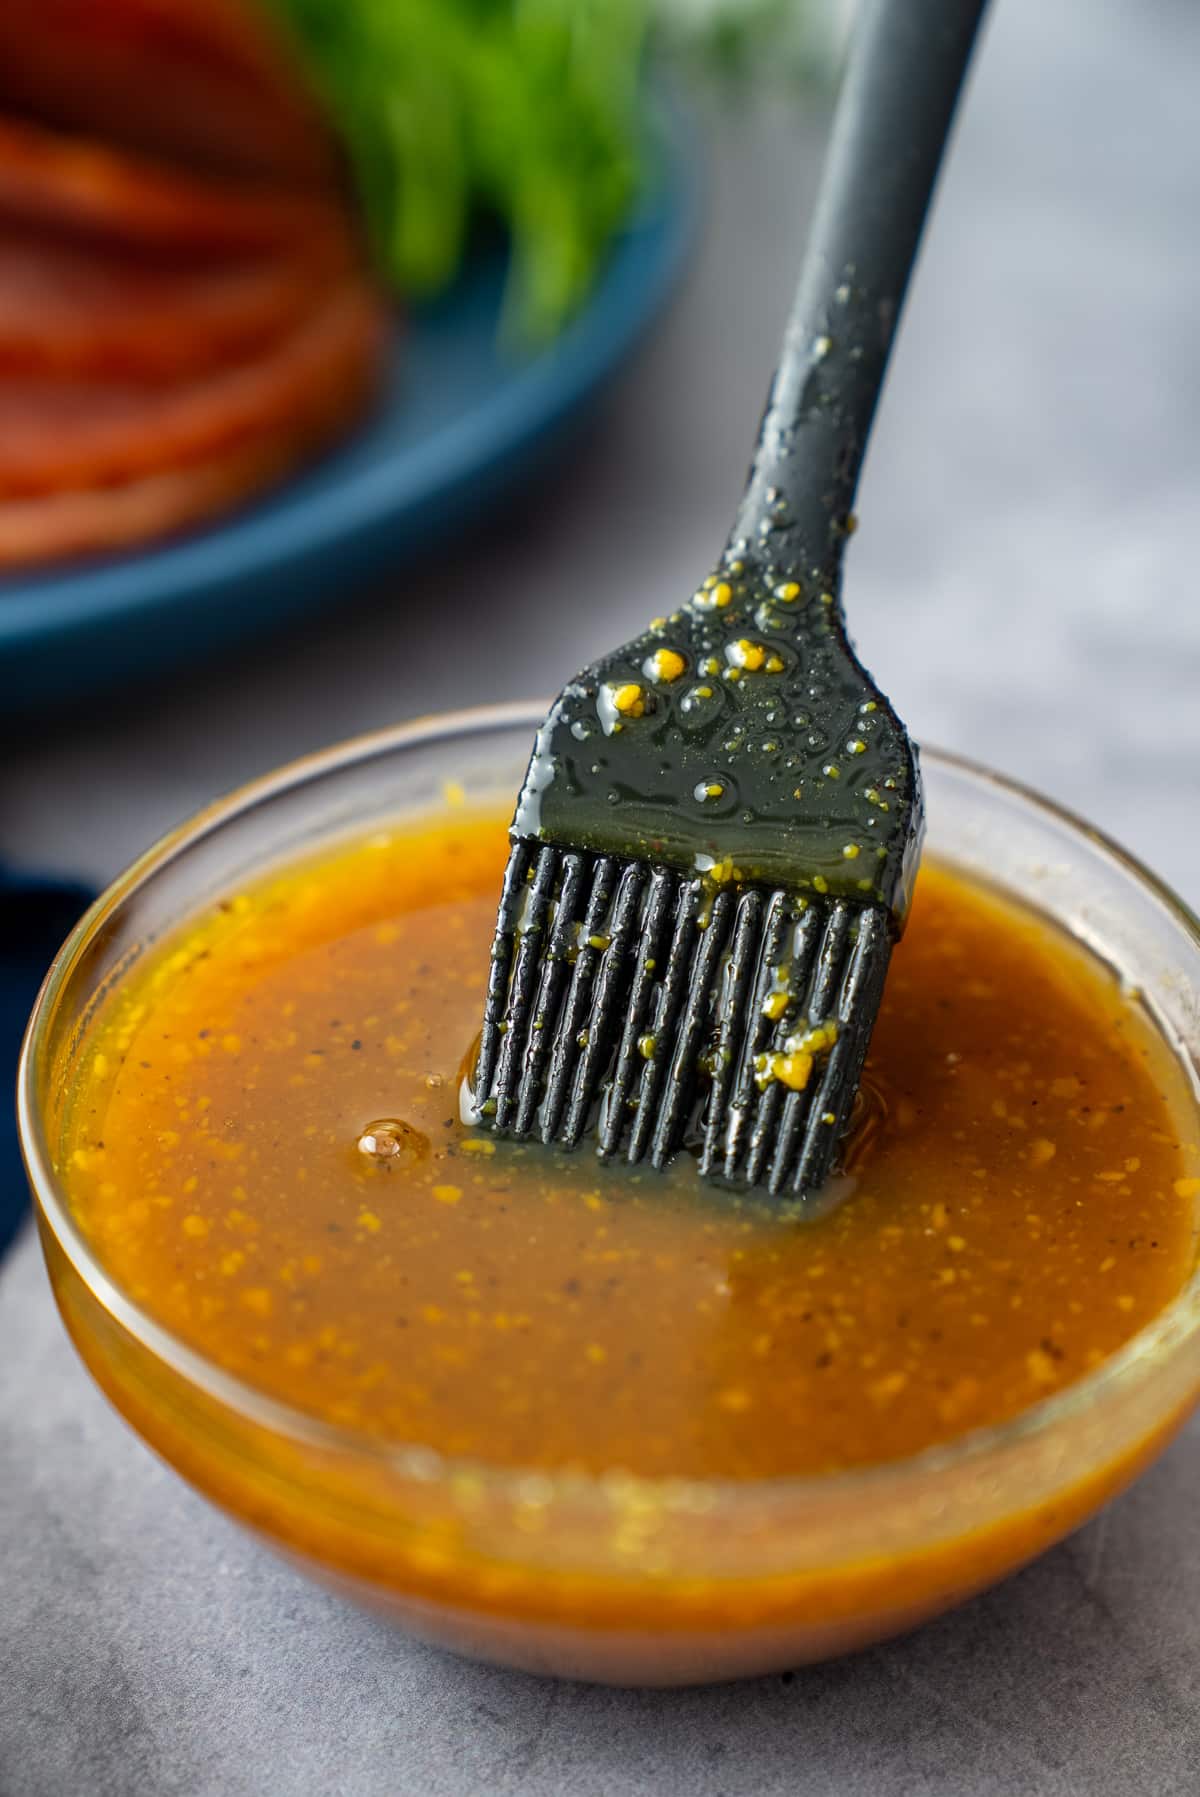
[0, 104, 697, 712]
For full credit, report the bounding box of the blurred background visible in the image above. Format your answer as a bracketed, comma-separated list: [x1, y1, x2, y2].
[2, 0, 1198, 916]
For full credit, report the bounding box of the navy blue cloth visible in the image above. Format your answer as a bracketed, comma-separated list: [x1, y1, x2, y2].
[1, 873, 94, 1257]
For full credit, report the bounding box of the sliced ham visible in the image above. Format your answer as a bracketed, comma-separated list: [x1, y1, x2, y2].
[0, 116, 350, 258]
[0, 278, 388, 497]
[0, 233, 355, 382]
[0, 0, 335, 186]
[0, 431, 332, 569]
[0, 2, 391, 572]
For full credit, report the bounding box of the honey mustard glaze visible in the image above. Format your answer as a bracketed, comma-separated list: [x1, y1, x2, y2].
[54, 806, 1200, 1483]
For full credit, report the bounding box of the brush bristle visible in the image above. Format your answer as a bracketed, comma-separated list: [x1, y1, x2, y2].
[470, 840, 892, 1198]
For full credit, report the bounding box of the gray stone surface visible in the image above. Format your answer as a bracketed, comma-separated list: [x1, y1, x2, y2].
[5, 0, 1200, 1790]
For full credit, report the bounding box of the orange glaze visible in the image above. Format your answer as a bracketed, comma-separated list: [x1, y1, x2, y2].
[56, 808, 1200, 1486]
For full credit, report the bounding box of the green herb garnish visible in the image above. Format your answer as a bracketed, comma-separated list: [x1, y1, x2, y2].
[267, 0, 839, 340]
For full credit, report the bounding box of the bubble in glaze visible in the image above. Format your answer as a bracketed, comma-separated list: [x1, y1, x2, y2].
[356, 1118, 430, 1166]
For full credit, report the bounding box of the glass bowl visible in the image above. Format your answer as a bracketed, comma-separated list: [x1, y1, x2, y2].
[19, 704, 1200, 1686]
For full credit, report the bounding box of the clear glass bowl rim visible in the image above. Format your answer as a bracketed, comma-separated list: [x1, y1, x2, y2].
[19, 699, 1200, 1513]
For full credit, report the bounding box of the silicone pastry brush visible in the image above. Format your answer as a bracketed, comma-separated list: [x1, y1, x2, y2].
[469, 0, 987, 1198]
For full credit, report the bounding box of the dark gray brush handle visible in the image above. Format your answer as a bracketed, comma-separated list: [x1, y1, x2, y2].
[731, 0, 989, 579]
